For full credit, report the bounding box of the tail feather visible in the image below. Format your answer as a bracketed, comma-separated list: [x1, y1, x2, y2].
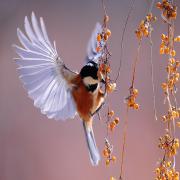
[83, 121, 100, 166]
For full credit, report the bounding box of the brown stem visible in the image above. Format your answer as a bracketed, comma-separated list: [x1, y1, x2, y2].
[114, 0, 136, 83]
[119, 107, 129, 180]
[131, 41, 141, 88]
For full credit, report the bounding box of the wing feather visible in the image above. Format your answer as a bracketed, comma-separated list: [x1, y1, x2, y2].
[86, 22, 104, 63]
[14, 12, 77, 120]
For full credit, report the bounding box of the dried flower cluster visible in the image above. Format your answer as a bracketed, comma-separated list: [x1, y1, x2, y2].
[102, 109, 120, 167]
[119, 11, 157, 180]
[158, 134, 179, 158]
[96, 16, 111, 52]
[155, 160, 179, 180]
[156, 0, 177, 22]
[155, 0, 180, 179]
[126, 87, 139, 110]
[103, 138, 117, 166]
[135, 13, 156, 40]
[95, 13, 119, 171]
[97, 15, 117, 94]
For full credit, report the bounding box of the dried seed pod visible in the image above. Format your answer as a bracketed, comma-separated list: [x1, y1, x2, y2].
[114, 117, 120, 124]
[106, 159, 110, 166]
[111, 156, 116, 162]
[97, 34, 102, 42]
[106, 29, 111, 37]
[96, 46, 101, 52]
[104, 34, 109, 41]
[108, 110, 114, 117]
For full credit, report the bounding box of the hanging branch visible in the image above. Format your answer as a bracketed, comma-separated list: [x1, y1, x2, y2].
[155, 1, 180, 179]
[97, 0, 121, 173]
[114, 0, 136, 83]
[119, 1, 157, 179]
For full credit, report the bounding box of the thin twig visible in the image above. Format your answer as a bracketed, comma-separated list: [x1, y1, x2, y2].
[119, 107, 129, 180]
[148, 35, 158, 121]
[114, 0, 136, 83]
[102, 0, 107, 17]
[148, 0, 156, 14]
[131, 41, 141, 88]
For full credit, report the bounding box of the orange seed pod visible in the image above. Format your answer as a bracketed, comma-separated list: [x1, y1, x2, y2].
[108, 110, 115, 117]
[97, 34, 102, 42]
[114, 117, 120, 124]
[96, 46, 101, 52]
[106, 29, 111, 37]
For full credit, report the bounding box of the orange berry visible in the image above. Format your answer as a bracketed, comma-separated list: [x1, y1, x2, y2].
[143, 29, 149, 37]
[111, 156, 116, 162]
[110, 177, 116, 180]
[96, 46, 101, 52]
[161, 33, 166, 41]
[104, 34, 109, 41]
[97, 34, 102, 42]
[156, 2, 162, 9]
[160, 43, 165, 48]
[133, 103, 139, 110]
[169, 58, 175, 64]
[106, 159, 110, 166]
[109, 121, 116, 131]
[163, 10, 167, 18]
[175, 73, 180, 79]
[166, 161, 171, 168]
[164, 47, 170, 54]
[174, 36, 180, 42]
[171, 50, 176, 57]
[107, 83, 116, 93]
[103, 149, 109, 157]
[161, 83, 168, 90]
[114, 117, 120, 124]
[135, 30, 142, 40]
[162, 115, 167, 122]
[108, 110, 114, 117]
[104, 15, 109, 23]
[106, 83, 112, 93]
[177, 122, 180, 127]
[155, 168, 160, 175]
[147, 13, 153, 20]
[132, 88, 139, 96]
[171, 11, 177, 19]
[106, 29, 111, 37]
[174, 172, 179, 179]
[176, 61, 180, 67]
[160, 48, 165, 54]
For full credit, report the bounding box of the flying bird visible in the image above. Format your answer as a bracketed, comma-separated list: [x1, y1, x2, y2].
[14, 12, 107, 166]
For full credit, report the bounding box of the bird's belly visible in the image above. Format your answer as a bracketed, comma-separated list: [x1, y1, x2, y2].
[72, 82, 94, 121]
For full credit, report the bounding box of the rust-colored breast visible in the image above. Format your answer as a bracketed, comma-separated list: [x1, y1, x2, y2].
[71, 75, 93, 121]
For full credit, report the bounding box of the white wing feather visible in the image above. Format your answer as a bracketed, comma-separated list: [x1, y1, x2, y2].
[14, 12, 77, 120]
[86, 22, 104, 63]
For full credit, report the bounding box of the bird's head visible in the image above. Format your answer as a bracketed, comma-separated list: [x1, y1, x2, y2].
[80, 61, 105, 92]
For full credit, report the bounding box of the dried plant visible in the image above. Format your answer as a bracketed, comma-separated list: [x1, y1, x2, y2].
[155, 0, 180, 179]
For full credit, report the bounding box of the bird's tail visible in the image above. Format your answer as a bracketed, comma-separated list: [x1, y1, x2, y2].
[83, 121, 100, 166]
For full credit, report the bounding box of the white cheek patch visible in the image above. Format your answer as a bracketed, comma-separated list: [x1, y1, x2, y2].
[83, 77, 99, 86]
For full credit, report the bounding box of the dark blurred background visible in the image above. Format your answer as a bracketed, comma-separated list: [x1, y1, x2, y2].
[0, 0, 180, 179]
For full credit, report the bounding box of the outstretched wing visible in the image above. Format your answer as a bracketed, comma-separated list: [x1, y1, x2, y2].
[85, 22, 104, 63]
[14, 12, 77, 120]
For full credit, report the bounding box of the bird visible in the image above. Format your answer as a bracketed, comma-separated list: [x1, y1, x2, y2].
[13, 12, 107, 166]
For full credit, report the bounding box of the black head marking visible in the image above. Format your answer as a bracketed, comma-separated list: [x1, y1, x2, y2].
[80, 61, 99, 80]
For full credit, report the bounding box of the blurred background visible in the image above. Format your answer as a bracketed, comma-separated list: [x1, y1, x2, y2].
[0, 0, 180, 179]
